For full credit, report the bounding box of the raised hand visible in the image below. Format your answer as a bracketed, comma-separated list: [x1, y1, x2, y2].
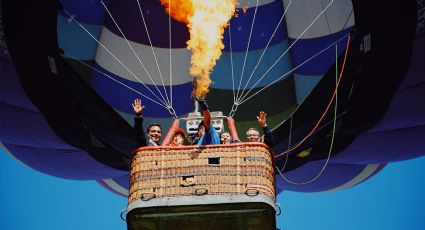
[132, 99, 145, 116]
[257, 111, 267, 127]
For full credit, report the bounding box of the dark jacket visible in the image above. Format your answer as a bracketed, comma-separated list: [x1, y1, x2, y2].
[263, 126, 275, 148]
[134, 116, 157, 147]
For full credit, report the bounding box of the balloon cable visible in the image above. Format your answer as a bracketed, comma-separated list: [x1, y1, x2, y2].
[100, 0, 171, 107]
[274, 34, 350, 159]
[236, 0, 293, 103]
[275, 41, 343, 185]
[237, 32, 349, 110]
[135, 0, 173, 108]
[236, 0, 335, 104]
[167, 0, 173, 109]
[235, 0, 260, 101]
[63, 52, 168, 109]
[228, 22, 236, 105]
[62, 9, 169, 107]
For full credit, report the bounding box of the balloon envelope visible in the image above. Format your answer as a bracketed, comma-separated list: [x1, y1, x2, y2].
[1, 0, 424, 197]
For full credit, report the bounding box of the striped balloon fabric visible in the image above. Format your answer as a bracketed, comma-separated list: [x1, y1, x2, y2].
[1, 0, 424, 198]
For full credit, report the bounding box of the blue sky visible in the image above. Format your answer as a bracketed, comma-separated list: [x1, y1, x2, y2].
[1, 149, 424, 230]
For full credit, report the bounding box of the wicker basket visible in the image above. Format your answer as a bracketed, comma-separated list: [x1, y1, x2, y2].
[128, 143, 275, 205]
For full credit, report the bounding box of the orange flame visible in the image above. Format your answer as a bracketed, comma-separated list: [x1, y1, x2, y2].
[160, 0, 193, 24]
[161, 0, 237, 98]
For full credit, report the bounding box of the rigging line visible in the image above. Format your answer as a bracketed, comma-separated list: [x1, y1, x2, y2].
[168, 0, 173, 109]
[275, 43, 339, 185]
[165, 10, 178, 120]
[63, 10, 168, 106]
[171, 108, 178, 119]
[280, 116, 293, 173]
[341, 8, 354, 31]
[238, 0, 335, 103]
[100, 0, 171, 106]
[135, 0, 173, 107]
[272, 109, 346, 134]
[229, 22, 236, 104]
[237, 0, 335, 104]
[270, 9, 355, 132]
[166, 105, 178, 119]
[321, 0, 332, 34]
[238, 33, 349, 106]
[272, 97, 347, 168]
[274, 35, 350, 159]
[234, 0, 260, 101]
[236, 0, 293, 103]
[63, 52, 168, 109]
[276, 104, 336, 184]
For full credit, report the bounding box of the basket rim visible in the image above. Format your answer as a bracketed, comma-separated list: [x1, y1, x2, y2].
[132, 142, 273, 156]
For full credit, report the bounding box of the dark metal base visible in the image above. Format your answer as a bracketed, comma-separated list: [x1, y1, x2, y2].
[127, 202, 276, 230]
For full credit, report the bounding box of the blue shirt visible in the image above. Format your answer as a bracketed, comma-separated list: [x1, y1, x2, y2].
[198, 127, 220, 145]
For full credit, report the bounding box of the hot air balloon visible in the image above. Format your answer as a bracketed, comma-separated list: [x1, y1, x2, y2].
[1, 0, 424, 211]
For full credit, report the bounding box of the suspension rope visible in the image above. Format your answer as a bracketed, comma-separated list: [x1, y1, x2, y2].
[228, 33, 346, 117]
[270, 8, 356, 132]
[234, 0, 260, 101]
[168, 0, 173, 109]
[237, 0, 335, 104]
[136, 0, 178, 118]
[169, 106, 178, 120]
[321, 0, 332, 34]
[342, 9, 354, 31]
[135, 0, 172, 106]
[272, 109, 347, 134]
[275, 43, 339, 185]
[238, 33, 349, 106]
[274, 34, 350, 159]
[280, 116, 293, 173]
[63, 10, 169, 107]
[63, 52, 168, 109]
[229, 22, 236, 106]
[166, 0, 177, 119]
[236, 0, 293, 103]
[100, 0, 171, 107]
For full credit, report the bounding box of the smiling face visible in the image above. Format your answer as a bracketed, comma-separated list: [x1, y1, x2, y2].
[147, 125, 162, 143]
[220, 132, 231, 144]
[246, 128, 260, 142]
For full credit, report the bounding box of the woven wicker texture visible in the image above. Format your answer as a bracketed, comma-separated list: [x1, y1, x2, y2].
[128, 144, 275, 204]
